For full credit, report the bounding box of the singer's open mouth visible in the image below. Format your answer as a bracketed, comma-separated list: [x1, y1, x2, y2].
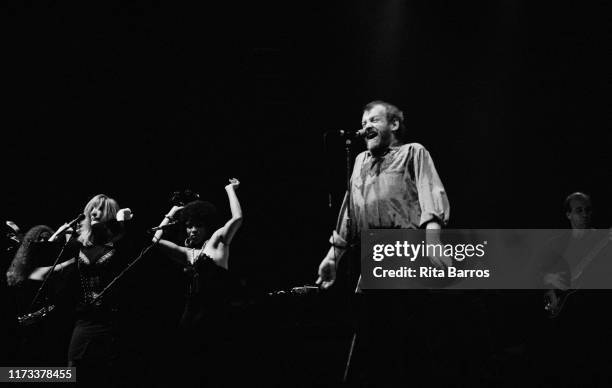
[366, 131, 378, 140]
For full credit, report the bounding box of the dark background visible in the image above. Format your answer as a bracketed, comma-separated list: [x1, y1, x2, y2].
[3, 0, 610, 385]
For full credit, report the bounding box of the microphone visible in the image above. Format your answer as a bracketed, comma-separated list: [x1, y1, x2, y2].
[290, 286, 320, 296]
[149, 220, 179, 232]
[268, 285, 320, 297]
[48, 214, 85, 242]
[338, 129, 367, 138]
[67, 214, 86, 228]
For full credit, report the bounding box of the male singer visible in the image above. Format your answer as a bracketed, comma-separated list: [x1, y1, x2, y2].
[316, 100, 451, 385]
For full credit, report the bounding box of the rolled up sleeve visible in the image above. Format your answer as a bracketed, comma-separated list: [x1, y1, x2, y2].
[414, 147, 450, 227]
[330, 192, 350, 246]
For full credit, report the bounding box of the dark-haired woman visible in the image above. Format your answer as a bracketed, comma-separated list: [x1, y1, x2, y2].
[154, 178, 242, 270]
[153, 178, 242, 385]
[6, 225, 74, 365]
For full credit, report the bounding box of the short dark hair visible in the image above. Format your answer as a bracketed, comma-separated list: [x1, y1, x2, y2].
[564, 192, 591, 213]
[363, 100, 406, 142]
[179, 200, 218, 230]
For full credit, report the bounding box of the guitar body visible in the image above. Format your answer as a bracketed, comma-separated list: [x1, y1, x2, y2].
[543, 289, 576, 318]
[542, 230, 611, 318]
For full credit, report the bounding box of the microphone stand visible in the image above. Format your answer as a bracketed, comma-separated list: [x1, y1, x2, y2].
[324, 129, 360, 383]
[88, 239, 158, 307]
[324, 130, 358, 290]
[27, 233, 74, 316]
[341, 132, 359, 384]
[342, 133, 356, 289]
[89, 213, 182, 307]
[327, 131, 360, 383]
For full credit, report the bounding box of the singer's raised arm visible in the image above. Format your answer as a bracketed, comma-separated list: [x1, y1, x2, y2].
[215, 178, 243, 246]
[153, 179, 243, 271]
[193, 178, 243, 270]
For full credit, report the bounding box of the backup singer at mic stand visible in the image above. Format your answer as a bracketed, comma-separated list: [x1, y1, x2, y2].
[316, 100, 451, 385]
[60, 194, 133, 386]
[5, 225, 72, 364]
[152, 178, 243, 386]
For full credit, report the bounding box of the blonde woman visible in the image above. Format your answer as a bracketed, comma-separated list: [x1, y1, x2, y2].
[65, 194, 132, 384]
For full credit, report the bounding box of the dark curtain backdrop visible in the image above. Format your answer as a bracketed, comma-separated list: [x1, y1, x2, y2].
[3, 3, 610, 382]
[5, 1, 609, 290]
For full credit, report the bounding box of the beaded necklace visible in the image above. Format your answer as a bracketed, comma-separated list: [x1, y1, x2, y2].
[187, 240, 208, 296]
[188, 240, 209, 265]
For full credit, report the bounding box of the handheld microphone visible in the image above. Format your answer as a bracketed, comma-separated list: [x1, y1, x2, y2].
[268, 285, 320, 297]
[290, 286, 320, 296]
[149, 220, 179, 232]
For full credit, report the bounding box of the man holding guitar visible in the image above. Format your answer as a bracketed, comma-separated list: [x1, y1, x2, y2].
[543, 192, 612, 317]
[538, 192, 612, 386]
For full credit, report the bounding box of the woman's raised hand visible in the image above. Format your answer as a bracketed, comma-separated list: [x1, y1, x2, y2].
[225, 178, 240, 191]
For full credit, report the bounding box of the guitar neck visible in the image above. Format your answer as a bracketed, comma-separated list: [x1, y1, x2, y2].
[571, 235, 611, 283]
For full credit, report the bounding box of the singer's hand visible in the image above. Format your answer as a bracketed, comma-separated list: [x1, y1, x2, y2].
[543, 272, 570, 290]
[6, 221, 21, 234]
[225, 178, 240, 191]
[167, 205, 184, 219]
[116, 208, 133, 222]
[62, 227, 75, 243]
[429, 253, 452, 269]
[48, 223, 70, 242]
[316, 257, 337, 290]
[425, 222, 451, 268]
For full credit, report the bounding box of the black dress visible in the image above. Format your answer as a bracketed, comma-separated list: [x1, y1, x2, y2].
[66, 220, 128, 368]
[180, 254, 232, 335]
[177, 254, 234, 386]
[67, 242, 122, 364]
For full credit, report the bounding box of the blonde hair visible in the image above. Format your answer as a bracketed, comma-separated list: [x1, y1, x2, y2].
[78, 194, 119, 246]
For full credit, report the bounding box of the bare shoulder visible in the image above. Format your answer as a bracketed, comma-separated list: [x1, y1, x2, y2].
[208, 227, 226, 247]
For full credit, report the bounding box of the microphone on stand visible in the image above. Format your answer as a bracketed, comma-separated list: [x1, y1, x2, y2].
[66, 214, 85, 229]
[337, 129, 367, 138]
[148, 220, 179, 232]
[48, 214, 85, 242]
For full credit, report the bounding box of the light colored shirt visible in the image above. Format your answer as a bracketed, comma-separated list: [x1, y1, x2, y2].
[331, 143, 450, 247]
